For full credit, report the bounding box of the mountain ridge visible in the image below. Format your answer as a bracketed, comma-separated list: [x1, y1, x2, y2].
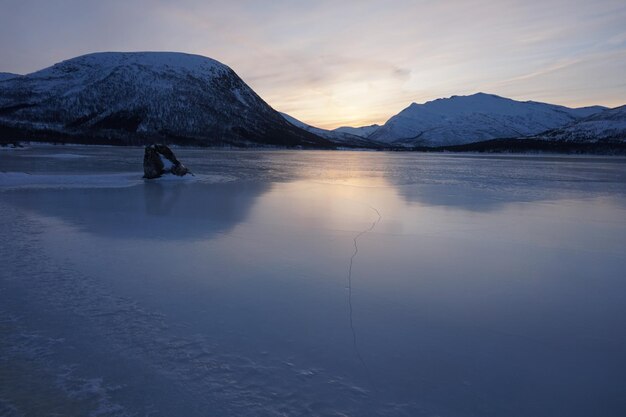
[0, 72, 20, 81]
[279, 112, 382, 148]
[534, 105, 626, 143]
[334, 124, 381, 138]
[369, 92, 608, 146]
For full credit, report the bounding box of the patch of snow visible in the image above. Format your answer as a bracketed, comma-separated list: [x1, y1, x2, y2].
[0, 145, 30, 151]
[232, 88, 249, 107]
[159, 154, 174, 171]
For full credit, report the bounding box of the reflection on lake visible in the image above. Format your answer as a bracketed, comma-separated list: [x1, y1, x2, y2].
[1, 147, 626, 417]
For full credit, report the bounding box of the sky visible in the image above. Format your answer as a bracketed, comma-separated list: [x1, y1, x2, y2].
[1, 0, 625, 129]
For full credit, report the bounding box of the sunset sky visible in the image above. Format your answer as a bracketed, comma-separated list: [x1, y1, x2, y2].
[1, 0, 625, 129]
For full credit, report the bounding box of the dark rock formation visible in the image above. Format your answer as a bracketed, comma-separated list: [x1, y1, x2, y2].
[143, 144, 189, 179]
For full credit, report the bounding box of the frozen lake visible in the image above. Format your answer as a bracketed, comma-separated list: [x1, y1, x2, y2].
[1, 146, 626, 417]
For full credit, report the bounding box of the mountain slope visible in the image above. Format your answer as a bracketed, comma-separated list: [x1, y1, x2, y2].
[370, 93, 607, 147]
[334, 124, 380, 138]
[535, 105, 626, 143]
[280, 112, 381, 147]
[0, 52, 331, 147]
[0, 72, 20, 81]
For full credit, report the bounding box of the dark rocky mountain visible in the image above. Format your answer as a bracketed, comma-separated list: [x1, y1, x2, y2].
[0, 52, 332, 147]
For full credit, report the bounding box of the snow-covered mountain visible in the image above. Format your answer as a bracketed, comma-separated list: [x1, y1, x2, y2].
[0, 72, 19, 81]
[280, 112, 381, 147]
[369, 93, 607, 147]
[536, 105, 626, 143]
[0, 52, 331, 147]
[334, 124, 380, 138]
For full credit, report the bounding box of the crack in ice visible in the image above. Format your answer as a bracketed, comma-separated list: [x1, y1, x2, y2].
[346, 204, 381, 373]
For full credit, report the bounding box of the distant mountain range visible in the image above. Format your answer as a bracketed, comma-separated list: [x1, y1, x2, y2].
[334, 124, 380, 138]
[285, 94, 625, 151]
[279, 112, 381, 147]
[367, 93, 608, 146]
[1, 52, 624, 151]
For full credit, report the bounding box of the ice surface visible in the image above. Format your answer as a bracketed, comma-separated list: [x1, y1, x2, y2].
[0, 171, 229, 190]
[0, 172, 144, 189]
[1, 146, 626, 417]
[28, 152, 90, 159]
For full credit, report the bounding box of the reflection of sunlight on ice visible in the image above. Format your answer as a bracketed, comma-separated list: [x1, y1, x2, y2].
[309, 176, 390, 188]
